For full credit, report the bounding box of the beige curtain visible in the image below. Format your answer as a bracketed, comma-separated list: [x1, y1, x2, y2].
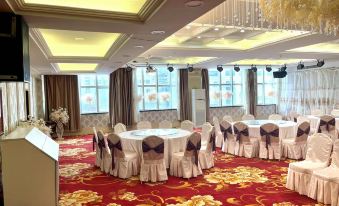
[179, 69, 191, 120]
[109, 68, 133, 126]
[44, 75, 80, 132]
[247, 70, 257, 117]
[201, 69, 210, 122]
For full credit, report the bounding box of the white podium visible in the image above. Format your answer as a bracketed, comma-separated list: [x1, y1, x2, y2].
[0, 127, 59, 206]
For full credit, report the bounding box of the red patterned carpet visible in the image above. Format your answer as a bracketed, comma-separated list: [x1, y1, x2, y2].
[58, 135, 319, 206]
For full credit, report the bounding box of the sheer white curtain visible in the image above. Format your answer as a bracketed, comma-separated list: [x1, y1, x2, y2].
[279, 68, 339, 115]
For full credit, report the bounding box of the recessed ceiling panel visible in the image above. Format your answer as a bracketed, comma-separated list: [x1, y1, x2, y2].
[39, 29, 121, 57]
[286, 40, 339, 53]
[57, 63, 98, 71]
[229, 59, 313, 65]
[23, 0, 147, 14]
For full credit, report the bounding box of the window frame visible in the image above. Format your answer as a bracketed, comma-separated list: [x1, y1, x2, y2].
[79, 74, 109, 114]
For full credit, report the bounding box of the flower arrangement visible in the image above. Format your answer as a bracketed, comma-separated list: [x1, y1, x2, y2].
[223, 91, 233, 99]
[50, 107, 70, 124]
[19, 116, 51, 135]
[160, 92, 171, 102]
[147, 93, 157, 102]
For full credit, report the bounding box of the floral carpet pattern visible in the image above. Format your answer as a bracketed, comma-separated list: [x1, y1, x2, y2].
[58, 135, 320, 206]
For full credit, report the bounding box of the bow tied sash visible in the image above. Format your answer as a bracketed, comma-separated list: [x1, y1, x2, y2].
[260, 128, 279, 149]
[318, 118, 335, 132]
[142, 142, 164, 154]
[220, 124, 233, 141]
[297, 126, 310, 137]
[186, 140, 201, 166]
[107, 140, 123, 170]
[92, 135, 96, 151]
[233, 127, 249, 142]
[93, 137, 105, 159]
[209, 132, 216, 152]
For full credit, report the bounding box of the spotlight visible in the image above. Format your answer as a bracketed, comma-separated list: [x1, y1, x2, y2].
[187, 64, 194, 72]
[317, 59, 325, 67]
[146, 64, 156, 73]
[234, 65, 240, 72]
[265, 65, 272, 72]
[297, 62, 304, 70]
[126, 65, 133, 72]
[167, 64, 174, 72]
[251, 64, 257, 72]
[281, 64, 287, 71]
[217, 65, 223, 72]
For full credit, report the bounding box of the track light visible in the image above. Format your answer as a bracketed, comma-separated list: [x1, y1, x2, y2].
[265, 65, 272, 72]
[146, 63, 156, 73]
[187, 64, 194, 72]
[126, 66, 133, 72]
[251, 64, 257, 72]
[297, 61, 304, 70]
[167, 64, 174, 72]
[234, 65, 240, 72]
[317, 59, 325, 67]
[217, 65, 223, 72]
[281, 64, 287, 71]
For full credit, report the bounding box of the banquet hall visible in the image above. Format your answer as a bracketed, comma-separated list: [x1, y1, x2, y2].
[0, 0, 338, 205]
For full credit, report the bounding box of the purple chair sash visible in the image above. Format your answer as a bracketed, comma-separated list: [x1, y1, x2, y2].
[220, 124, 233, 141]
[186, 140, 201, 166]
[107, 139, 123, 170]
[297, 126, 310, 137]
[233, 127, 249, 142]
[92, 135, 96, 151]
[260, 128, 279, 149]
[209, 131, 216, 152]
[318, 118, 335, 132]
[142, 142, 164, 154]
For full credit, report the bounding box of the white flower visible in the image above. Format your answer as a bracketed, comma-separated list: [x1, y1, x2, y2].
[50, 107, 70, 124]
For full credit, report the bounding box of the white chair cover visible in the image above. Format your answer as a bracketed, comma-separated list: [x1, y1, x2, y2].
[311, 109, 324, 116]
[199, 127, 215, 169]
[220, 120, 234, 154]
[233, 122, 259, 158]
[114, 123, 127, 134]
[288, 111, 300, 122]
[181, 120, 194, 132]
[286, 133, 333, 195]
[96, 130, 110, 173]
[259, 123, 281, 160]
[242, 114, 255, 121]
[140, 136, 168, 182]
[137, 121, 152, 130]
[170, 132, 203, 178]
[222, 115, 233, 122]
[318, 115, 337, 141]
[92, 127, 101, 167]
[268, 114, 283, 120]
[297, 116, 311, 124]
[106, 133, 139, 178]
[159, 120, 172, 129]
[201, 122, 213, 144]
[331, 109, 339, 117]
[282, 121, 310, 159]
[213, 116, 223, 148]
[308, 140, 339, 205]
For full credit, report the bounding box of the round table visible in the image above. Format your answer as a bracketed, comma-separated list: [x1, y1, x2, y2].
[306, 115, 339, 131]
[241, 120, 297, 140]
[119, 129, 191, 168]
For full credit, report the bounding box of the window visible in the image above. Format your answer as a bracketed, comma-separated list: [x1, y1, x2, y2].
[136, 66, 178, 111]
[257, 68, 277, 105]
[209, 69, 244, 107]
[79, 74, 109, 114]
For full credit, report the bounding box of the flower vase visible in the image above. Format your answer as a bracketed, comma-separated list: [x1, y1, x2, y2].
[56, 121, 64, 140]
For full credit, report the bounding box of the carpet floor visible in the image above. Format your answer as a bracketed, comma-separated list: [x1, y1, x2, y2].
[58, 135, 320, 206]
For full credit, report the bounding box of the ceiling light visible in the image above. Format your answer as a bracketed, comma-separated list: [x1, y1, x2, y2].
[317, 59, 325, 67]
[74, 37, 85, 41]
[185, 25, 191, 29]
[251, 64, 257, 72]
[297, 62, 304, 70]
[185, 0, 204, 8]
[240, 29, 245, 33]
[135, 45, 144, 48]
[151, 30, 165, 35]
[167, 64, 174, 72]
[217, 65, 223, 72]
[197, 36, 201, 39]
[234, 65, 240, 72]
[265, 65, 272, 72]
[126, 65, 133, 72]
[57, 63, 98, 72]
[214, 27, 219, 31]
[187, 64, 194, 72]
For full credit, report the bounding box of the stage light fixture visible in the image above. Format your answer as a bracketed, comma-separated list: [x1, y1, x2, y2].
[317, 59, 325, 67]
[234, 65, 240, 72]
[251, 64, 257, 72]
[126, 65, 133, 72]
[297, 61, 304, 70]
[217, 65, 223, 72]
[281, 64, 287, 71]
[265, 65, 272, 72]
[146, 64, 156, 73]
[187, 64, 194, 72]
[167, 64, 174, 72]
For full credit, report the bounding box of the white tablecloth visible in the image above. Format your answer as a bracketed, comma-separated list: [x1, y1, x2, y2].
[119, 129, 191, 168]
[241, 120, 297, 140]
[306, 115, 339, 131]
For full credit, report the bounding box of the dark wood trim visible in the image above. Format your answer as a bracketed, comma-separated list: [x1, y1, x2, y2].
[0, 89, 4, 136]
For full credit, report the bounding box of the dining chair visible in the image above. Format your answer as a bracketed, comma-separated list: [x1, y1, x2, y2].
[222, 115, 233, 122]
[213, 116, 223, 147]
[92, 127, 101, 167]
[180, 120, 194, 132]
[199, 127, 215, 169]
[242, 114, 255, 121]
[158, 120, 172, 129]
[201, 122, 213, 144]
[220, 120, 234, 154]
[311, 109, 324, 116]
[114, 123, 127, 134]
[137, 121, 152, 130]
[268, 114, 283, 120]
[318, 115, 337, 141]
[234, 122, 259, 158]
[259, 123, 281, 160]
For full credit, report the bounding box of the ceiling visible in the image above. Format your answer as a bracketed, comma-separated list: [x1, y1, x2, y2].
[2, 0, 339, 74]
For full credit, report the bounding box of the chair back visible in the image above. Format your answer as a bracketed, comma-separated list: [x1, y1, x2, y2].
[93, 127, 98, 143]
[318, 115, 336, 133]
[107, 133, 124, 158]
[96, 130, 106, 158]
[114, 123, 126, 134]
[296, 116, 310, 125]
[142, 136, 164, 161]
[288, 111, 299, 122]
[137, 121, 152, 130]
[159, 120, 172, 129]
[181, 120, 194, 132]
[206, 127, 216, 152]
[311, 109, 324, 116]
[201, 122, 212, 141]
[233, 122, 250, 143]
[223, 115, 233, 122]
[305, 133, 333, 163]
[184, 132, 201, 166]
[331, 109, 339, 117]
[268, 114, 283, 120]
[213, 116, 221, 134]
[242, 114, 255, 121]
[332, 140, 339, 168]
[220, 120, 233, 142]
[260, 123, 279, 149]
[295, 121, 310, 142]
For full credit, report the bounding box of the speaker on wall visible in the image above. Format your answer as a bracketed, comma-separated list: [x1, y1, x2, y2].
[0, 13, 30, 82]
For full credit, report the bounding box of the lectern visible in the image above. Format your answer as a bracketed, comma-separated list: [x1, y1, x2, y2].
[1, 127, 59, 206]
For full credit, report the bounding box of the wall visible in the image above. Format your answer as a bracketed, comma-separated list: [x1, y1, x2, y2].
[209, 106, 245, 121]
[256, 104, 276, 119]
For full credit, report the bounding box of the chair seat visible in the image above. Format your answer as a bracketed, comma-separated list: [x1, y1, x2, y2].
[172, 152, 185, 158]
[313, 166, 339, 182]
[290, 160, 328, 174]
[282, 139, 295, 145]
[123, 151, 138, 160]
